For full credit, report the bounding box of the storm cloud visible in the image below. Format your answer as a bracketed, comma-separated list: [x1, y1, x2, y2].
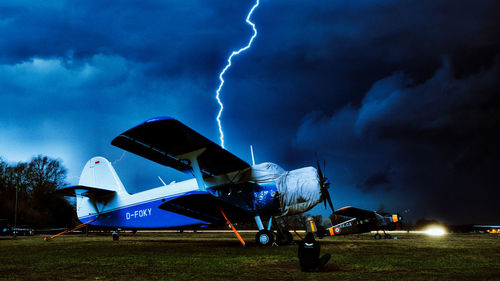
[296, 57, 500, 223]
[1, 0, 499, 223]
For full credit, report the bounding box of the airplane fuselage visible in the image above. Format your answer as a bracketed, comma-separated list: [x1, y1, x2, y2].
[77, 178, 203, 229]
[78, 176, 281, 229]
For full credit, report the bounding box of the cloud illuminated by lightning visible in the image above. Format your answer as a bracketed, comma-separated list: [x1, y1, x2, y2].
[215, 0, 259, 149]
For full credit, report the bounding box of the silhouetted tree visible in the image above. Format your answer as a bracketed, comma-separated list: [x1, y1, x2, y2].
[0, 155, 75, 228]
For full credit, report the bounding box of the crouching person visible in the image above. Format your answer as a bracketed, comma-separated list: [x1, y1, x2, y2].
[298, 232, 330, 272]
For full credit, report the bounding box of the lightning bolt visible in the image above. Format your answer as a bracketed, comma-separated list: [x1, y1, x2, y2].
[216, 0, 259, 149]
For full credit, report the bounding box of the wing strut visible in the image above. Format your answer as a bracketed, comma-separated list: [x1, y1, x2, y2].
[219, 208, 245, 247]
[177, 148, 207, 191]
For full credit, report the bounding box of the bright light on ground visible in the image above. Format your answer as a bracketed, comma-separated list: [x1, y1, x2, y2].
[424, 226, 447, 237]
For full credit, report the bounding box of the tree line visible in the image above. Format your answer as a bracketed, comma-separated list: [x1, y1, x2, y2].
[0, 155, 75, 228]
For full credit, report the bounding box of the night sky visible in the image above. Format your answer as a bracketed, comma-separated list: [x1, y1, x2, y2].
[1, 0, 499, 224]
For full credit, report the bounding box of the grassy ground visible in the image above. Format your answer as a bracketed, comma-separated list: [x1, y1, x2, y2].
[0, 232, 499, 280]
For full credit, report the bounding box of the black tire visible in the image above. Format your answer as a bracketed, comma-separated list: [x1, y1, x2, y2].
[256, 230, 274, 246]
[276, 230, 293, 245]
[384, 234, 392, 239]
[374, 233, 382, 239]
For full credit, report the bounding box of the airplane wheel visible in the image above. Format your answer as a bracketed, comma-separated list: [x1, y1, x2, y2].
[374, 234, 382, 239]
[385, 234, 392, 239]
[276, 230, 293, 245]
[256, 230, 274, 246]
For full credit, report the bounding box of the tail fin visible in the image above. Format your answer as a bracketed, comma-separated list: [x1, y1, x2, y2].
[75, 156, 127, 220]
[79, 156, 128, 195]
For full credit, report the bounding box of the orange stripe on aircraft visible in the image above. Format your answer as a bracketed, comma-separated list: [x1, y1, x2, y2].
[309, 220, 316, 232]
[392, 214, 399, 222]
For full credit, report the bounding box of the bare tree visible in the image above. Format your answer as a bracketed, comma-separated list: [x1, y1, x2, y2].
[0, 155, 75, 228]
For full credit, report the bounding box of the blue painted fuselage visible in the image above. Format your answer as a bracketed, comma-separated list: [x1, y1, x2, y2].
[77, 180, 280, 229]
[79, 196, 210, 229]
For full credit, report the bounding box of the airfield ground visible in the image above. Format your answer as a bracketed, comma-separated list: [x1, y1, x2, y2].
[0, 231, 499, 280]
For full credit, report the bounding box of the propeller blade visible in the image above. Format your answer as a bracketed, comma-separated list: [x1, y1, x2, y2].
[316, 158, 334, 212]
[324, 188, 334, 212]
[316, 160, 323, 181]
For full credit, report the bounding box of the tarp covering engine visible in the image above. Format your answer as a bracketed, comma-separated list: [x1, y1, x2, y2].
[239, 162, 321, 216]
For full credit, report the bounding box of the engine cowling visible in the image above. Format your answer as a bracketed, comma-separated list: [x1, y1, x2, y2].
[276, 167, 321, 216]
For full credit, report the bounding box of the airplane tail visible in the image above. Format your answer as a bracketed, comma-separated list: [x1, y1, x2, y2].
[75, 156, 128, 220]
[78, 156, 127, 194]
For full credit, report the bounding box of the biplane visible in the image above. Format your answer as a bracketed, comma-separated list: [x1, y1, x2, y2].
[57, 117, 334, 246]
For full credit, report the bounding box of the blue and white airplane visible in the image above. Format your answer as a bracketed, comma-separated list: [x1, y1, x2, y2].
[58, 117, 334, 246]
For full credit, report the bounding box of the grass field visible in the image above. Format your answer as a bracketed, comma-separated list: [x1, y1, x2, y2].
[1, 231, 499, 280]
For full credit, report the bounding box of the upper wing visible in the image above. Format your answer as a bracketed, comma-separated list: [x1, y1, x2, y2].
[111, 117, 250, 176]
[334, 206, 376, 219]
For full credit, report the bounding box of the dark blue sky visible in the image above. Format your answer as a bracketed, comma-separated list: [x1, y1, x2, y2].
[1, 0, 499, 224]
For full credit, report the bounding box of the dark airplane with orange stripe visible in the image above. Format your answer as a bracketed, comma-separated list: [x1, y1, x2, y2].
[319, 206, 403, 239]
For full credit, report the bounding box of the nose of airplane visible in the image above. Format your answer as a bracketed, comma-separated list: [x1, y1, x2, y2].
[276, 167, 322, 215]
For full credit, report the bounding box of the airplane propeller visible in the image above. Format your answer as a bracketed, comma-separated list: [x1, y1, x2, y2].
[316, 160, 334, 213]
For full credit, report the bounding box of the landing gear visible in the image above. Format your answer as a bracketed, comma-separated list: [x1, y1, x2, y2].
[254, 215, 274, 246]
[256, 230, 274, 246]
[276, 230, 293, 245]
[254, 215, 294, 246]
[381, 230, 391, 239]
[112, 230, 119, 241]
[272, 217, 294, 245]
[374, 230, 392, 239]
